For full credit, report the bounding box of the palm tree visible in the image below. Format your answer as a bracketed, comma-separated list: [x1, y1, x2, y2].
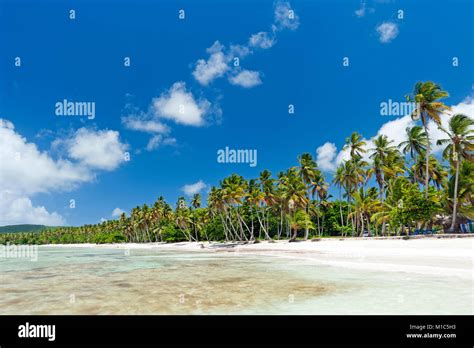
[406, 81, 450, 196]
[295, 153, 319, 239]
[191, 194, 201, 209]
[436, 114, 474, 232]
[368, 135, 403, 235]
[399, 126, 428, 160]
[221, 174, 249, 241]
[344, 132, 367, 161]
[332, 165, 346, 229]
[349, 187, 378, 236]
[368, 135, 399, 199]
[412, 155, 448, 190]
[288, 209, 314, 242]
[259, 170, 276, 238]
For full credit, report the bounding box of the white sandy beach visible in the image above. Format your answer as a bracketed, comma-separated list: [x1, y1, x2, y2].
[43, 236, 474, 280]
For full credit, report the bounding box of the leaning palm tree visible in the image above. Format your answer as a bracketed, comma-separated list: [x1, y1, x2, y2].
[406, 81, 450, 196]
[436, 114, 474, 232]
[288, 209, 314, 242]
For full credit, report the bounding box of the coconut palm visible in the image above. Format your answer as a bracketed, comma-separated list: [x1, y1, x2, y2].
[259, 170, 276, 238]
[436, 114, 474, 231]
[295, 153, 319, 239]
[332, 165, 346, 228]
[191, 194, 201, 209]
[288, 209, 314, 242]
[412, 155, 448, 190]
[398, 126, 428, 160]
[368, 135, 399, 198]
[406, 81, 450, 196]
[344, 132, 367, 160]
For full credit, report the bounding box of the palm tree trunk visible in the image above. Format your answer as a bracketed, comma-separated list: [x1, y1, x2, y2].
[304, 201, 309, 240]
[316, 213, 321, 237]
[424, 124, 430, 198]
[289, 228, 297, 242]
[339, 191, 344, 227]
[449, 159, 460, 232]
[278, 207, 283, 239]
[219, 213, 229, 241]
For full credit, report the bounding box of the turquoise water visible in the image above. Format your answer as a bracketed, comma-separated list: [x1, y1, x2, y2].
[0, 247, 472, 314]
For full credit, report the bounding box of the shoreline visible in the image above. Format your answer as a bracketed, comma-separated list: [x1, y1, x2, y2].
[37, 236, 474, 280]
[39, 233, 474, 250]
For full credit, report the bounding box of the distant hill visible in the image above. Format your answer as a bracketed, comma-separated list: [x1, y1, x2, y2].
[0, 224, 50, 233]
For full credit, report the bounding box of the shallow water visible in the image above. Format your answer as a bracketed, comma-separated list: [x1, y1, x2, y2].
[0, 247, 472, 314]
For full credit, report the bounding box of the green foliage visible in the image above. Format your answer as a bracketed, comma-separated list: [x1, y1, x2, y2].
[161, 224, 184, 242]
[389, 182, 442, 229]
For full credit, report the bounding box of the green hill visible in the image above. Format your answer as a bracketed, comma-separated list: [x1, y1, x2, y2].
[0, 224, 50, 233]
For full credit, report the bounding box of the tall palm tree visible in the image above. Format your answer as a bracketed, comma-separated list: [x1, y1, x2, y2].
[259, 170, 276, 238]
[412, 155, 448, 190]
[368, 135, 403, 235]
[332, 165, 346, 229]
[191, 194, 201, 209]
[311, 176, 328, 236]
[368, 135, 399, 199]
[406, 81, 450, 196]
[295, 153, 319, 239]
[344, 132, 367, 160]
[399, 126, 428, 160]
[436, 114, 474, 231]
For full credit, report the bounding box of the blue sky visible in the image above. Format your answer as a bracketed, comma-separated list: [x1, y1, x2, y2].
[0, 0, 472, 226]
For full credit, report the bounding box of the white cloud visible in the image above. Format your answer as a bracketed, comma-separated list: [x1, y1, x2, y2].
[273, 0, 300, 31]
[146, 135, 162, 151]
[249, 32, 275, 49]
[0, 120, 91, 196]
[163, 137, 177, 146]
[355, 1, 374, 17]
[316, 142, 338, 171]
[229, 70, 262, 88]
[122, 116, 169, 134]
[230, 44, 251, 58]
[182, 180, 207, 196]
[192, 2, 300, 87]
[0, 192, 65, 226]
[67, 128, 129, 171]
[355, 2, 367, 17]
[376, 22, 399, 43]
[152, 82, 212, 126]
[0, 119, 128, 225]
[112, 207, 125, 218]
[377, 115, 416, 146]
[192, 41, 229, 86]
[122, 112, 176, 151]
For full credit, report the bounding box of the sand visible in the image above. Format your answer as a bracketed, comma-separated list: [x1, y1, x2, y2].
[41, 236, 474, 280]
